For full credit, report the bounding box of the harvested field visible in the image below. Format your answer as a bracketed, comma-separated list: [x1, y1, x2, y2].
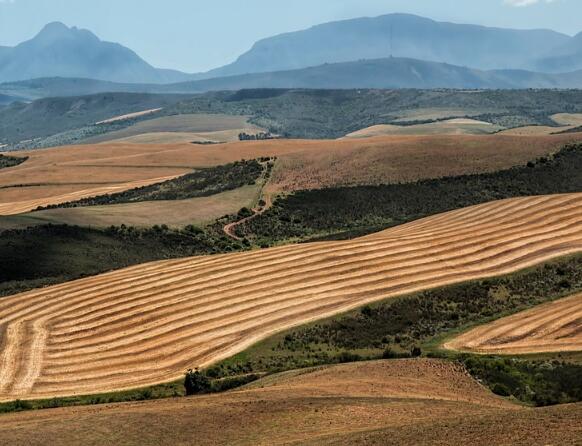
[1, 359, 580, 446]
[498, 113, 582, 136]
[1, 193, 582, 400]
[106, 128, 263, 144]
[0, 175, 179, 216]
[445, 292, 582, 355]
[0, 133, 579, 215]
[0, 184, 261, 230]
[83, 113, 264, 144]
[343, 118, 504, 138]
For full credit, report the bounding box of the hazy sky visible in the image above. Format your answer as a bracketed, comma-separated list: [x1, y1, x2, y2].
[0, 0, 579, 73]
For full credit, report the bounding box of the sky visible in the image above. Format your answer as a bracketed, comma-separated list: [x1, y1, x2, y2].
[0, 0, 579, 73]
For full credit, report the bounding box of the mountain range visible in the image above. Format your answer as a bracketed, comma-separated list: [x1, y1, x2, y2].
[0, 22, 192, 84]
[0, 14, 581, 93]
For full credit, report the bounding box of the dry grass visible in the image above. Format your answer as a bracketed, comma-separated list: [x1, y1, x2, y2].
[445, 293, 582, 355]
[499, 113, 582, 136]
[0, 359, 580, 446]
[265, 133, 581, 193]
[84, 113, 264, 144]
[106, 129, 263, 144]
[343, 118, 504, 138]
[0, 184, 261, 230]
[1, 133, 579, 216]
[0, 193, 582, 400]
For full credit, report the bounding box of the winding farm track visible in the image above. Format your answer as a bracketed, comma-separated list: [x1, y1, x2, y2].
[445, 292, 582, 355]
[1, 193, 582, 400]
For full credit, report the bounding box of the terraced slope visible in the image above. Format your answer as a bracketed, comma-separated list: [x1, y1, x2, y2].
[445, 293, 582, 355]
[1, 193, 582, 400]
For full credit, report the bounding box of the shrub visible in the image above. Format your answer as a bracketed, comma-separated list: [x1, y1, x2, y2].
[184, 369, 211, 396]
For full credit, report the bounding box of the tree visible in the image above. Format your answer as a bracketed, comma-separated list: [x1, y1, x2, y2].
[184, 368, 211, 396]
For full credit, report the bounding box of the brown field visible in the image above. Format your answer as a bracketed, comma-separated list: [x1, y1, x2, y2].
[107, 128, 264, 144]
[0, 184, 261, 230]
[499, 113, 582, 136]
[343, 118, 504, 138]
[0, 359, 580, 446]
[445, 292, 582, 355]
[1, 193, 582, 400]
[83, 113, 264, 144]
[1, 133, 580, 216]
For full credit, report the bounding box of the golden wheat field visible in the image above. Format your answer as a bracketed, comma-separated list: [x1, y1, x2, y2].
[1, 193, 582, 401]
[445, 292, 582, 355]
[1, 133, 580, 216]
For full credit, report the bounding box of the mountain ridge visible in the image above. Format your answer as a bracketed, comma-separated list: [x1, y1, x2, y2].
[0, 22, 193, 84]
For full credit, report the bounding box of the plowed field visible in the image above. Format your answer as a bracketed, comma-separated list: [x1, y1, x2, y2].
[1, 193, 582, 400]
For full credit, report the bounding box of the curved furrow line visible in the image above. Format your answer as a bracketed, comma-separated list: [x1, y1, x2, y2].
[49, 202, 582, 335]
[38, 239, 582, 388]
[49, 210, 582, 339]
[44, 236, 582, 371]
[445, 293, 582, 354]
[1, 194, 582, 400]
[5, 193, 575, 329]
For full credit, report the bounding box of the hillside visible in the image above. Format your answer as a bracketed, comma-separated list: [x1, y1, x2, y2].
[0, 77, 163, 102]
[0, 134, 576, 217]
[0, 193, 581, 400]
[177, 57, 582, 92]
[6, 359, 577, 446]
[533, 32, 582, 73]
[0, 22, 193, 84]
[206, 13, 569, 77]
[5, 57, 582, 105]
[0, 92, 192, 145]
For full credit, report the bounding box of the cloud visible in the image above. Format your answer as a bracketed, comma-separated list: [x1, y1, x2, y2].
[505, 0, 558, 6]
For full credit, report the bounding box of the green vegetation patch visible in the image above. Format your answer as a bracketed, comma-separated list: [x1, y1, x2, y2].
[41, 159, 266, 209]
[0, 154, 27, 169]
[460, 356, 582, 406]
[167, 89, 582, 139]
[238, 143, 582, 244]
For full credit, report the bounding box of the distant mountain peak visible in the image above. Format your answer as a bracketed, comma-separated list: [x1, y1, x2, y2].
[0, 22, 192, 84]
[34, 21, 98, 44]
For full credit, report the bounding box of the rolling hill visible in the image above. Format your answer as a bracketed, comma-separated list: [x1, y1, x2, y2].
[206, 13, 570, 77]
[7, 359, 576, 446]
[176, 57, 582, 92]
[0, 193, 581, 400]
[533, 31, 582, 73]
[0, 92, 192, 145]
[0, 22, 193, 84]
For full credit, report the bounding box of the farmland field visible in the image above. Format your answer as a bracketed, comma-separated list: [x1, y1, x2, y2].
[0, 184, 261, 230]
[82, 113, 264, 144]
[445, 292, 582, 355]
[0, 359, 580, 446]
[1, 193, 581, 400]
[2, 133, 579, 216]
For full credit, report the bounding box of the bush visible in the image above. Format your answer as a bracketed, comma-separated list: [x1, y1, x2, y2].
[184, 369, 211, 396]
